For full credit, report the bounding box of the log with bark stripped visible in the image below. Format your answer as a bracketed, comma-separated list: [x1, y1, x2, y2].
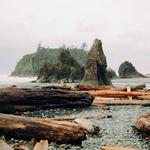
[89, 90, 149, 98]
[101, 146, 139, 150]
[0, 113, 86, 144]
[93, 98, 150, 106]
[0, 87, 94, 113]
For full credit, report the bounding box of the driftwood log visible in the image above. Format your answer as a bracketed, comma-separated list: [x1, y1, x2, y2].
[0, 113, 86, 144]
[133, 112, 150, 133]
[0, 87, 94, 113]
[93, 98, 150, 106]
[75, 84, 112, 91]
[33, 140, 48, 150]
[112, 84, 146, 91]
[0, 140, 13, 150]
[101, 146, 139, 150]
[136, 95, 150, 100]
[89, 90, 149, 98]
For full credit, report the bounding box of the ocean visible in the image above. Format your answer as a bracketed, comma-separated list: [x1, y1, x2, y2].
[0, 74, 150, 89]
[0, 75, 37, 88]
[112, 78, 150, 89]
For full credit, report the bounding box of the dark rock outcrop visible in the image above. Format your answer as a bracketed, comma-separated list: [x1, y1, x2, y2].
[82, 39, 111, 86]
[133, 112, 150, 133]
[107, 68, 118, 79]
[118, 61, 145, 78]
[37, 50, 85, 83]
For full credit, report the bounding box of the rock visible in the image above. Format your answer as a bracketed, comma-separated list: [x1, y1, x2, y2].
[37, 50, 85, 83]
[133, 112, 150, 133]
[11, 47, 87, 77]
[107, 68, 118, 79]
[118, 61, 145, 78]
[82, 39, 111, 86]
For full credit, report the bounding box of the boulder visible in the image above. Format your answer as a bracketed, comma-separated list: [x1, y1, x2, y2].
[118, 61, 145, 78]
[133, 112, 150, 133]
[82, 39, 111, 86]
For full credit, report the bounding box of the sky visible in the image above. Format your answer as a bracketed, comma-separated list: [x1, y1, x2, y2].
[0, 0, 150, 74]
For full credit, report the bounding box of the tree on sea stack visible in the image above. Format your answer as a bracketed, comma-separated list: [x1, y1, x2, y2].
[82, 39, 111, 86]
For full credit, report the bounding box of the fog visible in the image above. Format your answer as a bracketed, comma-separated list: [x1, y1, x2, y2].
[0, 0, 150, 74]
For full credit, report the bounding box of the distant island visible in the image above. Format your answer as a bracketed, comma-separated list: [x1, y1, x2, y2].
[11, 40, 146, 82]
[11, 45, 88, 77]
[118, 61, 146, 78]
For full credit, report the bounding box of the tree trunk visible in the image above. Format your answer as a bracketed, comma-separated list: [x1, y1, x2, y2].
[0, 87, 94, 113]
[0, 113, 86, 144]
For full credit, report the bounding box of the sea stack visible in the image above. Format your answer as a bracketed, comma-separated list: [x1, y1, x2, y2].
[37, 50, 85, 82]
[82, 39, 111, 86]
[118, 61, 146, 78]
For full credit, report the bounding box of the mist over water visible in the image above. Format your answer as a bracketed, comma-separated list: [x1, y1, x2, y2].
[0, 74, 150, 89]
[0, 74, 37, 88]
[112, 78, 150, 89]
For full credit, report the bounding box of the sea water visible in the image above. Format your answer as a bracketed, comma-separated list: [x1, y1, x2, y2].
[0, 74, 150, 89]
[112, 78, 150, 89]
[0, 74, 37, 88]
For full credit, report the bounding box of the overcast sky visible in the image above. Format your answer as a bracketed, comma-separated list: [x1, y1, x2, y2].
[0, 0, 150, 74]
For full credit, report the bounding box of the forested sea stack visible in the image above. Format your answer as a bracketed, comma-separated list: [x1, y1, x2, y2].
[37, 50, 85, 82]
[82, 39, 111, 86]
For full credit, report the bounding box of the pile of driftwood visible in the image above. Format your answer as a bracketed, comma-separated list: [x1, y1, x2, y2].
[0, 113, 102, 149]
[0, 84, 149, 149]
[0, 85, 97, 148]
[76, 84, 150, 106]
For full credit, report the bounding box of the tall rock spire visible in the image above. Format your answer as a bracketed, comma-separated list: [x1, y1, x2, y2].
[82, 39, 111, 86]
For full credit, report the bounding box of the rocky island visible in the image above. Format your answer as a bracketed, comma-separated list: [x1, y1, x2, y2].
[37, 50, 85, 83]
[118, 61, 146, 78]
[11, 46, 88, 77]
